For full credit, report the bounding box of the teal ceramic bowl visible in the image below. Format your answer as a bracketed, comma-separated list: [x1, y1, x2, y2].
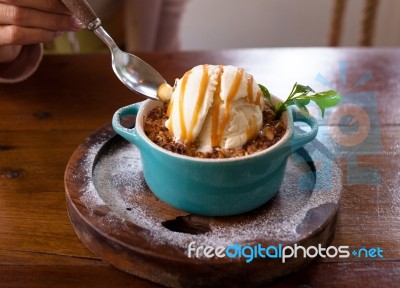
[112, 98, 318, 216]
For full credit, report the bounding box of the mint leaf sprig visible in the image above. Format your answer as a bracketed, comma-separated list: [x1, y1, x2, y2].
[259, 83, 342, 119]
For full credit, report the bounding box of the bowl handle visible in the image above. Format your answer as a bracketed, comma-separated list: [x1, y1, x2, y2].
[290, 108, 319, 151]
[112, 102, 143, 144]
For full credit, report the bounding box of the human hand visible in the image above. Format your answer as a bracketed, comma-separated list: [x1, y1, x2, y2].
[0, 0, 84, 62]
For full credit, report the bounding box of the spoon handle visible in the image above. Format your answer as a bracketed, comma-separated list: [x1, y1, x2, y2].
[60, 0, 101, 30]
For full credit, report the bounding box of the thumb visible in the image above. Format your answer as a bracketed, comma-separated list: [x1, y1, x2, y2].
[0, 45, 22, 63]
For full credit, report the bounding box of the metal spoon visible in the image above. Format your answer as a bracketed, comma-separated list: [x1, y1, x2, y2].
[60, 0, 168, 101]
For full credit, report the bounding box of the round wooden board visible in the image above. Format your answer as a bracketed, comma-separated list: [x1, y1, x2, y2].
[65, 123, 342, 288]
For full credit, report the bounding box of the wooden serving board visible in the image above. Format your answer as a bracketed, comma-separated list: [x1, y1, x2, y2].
[64, 123, 342, 288]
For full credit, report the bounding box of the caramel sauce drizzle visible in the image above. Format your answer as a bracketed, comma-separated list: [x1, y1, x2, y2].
[255, 90, 262, 105]
[214, 68, 244, 146]
[186, 65, 209, 143]
[167, 94, 174, 117]
[178, 70, 192, 141]
[246, 116, 258, 141]
[211, 66, 224, 147]
[247, 74, 254, 104]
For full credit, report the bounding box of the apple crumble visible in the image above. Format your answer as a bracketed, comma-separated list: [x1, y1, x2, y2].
[143, 101, 286, 159]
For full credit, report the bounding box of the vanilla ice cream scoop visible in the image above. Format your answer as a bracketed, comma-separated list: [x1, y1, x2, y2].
[165, 64, 264, 152]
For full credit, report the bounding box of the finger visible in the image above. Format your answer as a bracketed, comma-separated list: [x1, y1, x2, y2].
[0, 0, 70, 15]
[0, 44, 22, 63]
[0, 25, 63, 46]
[0, 3, 84, 31]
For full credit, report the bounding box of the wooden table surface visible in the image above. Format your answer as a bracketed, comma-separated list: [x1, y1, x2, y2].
[0, 48, 399, 287]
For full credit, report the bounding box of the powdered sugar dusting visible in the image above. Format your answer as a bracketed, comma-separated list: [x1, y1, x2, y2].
[79, 142, 106, 208]
[76, 136, 342, 250]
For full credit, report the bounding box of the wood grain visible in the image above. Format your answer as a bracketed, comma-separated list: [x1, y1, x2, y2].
[0, 49, 399, 287]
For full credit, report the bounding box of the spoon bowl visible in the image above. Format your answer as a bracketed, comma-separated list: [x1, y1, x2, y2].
[94, 27, 166, 100]
[61, 0, 166, 100]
